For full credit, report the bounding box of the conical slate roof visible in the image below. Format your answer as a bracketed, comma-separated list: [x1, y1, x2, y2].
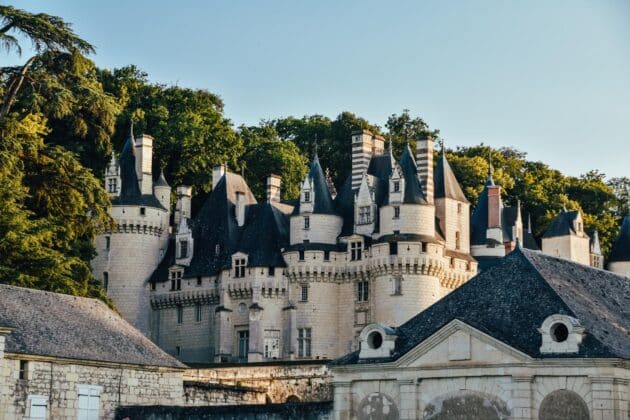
[398, 144, 427, 204]
[295, 154, 335, 215]
[609, 215, 630, 262]
[154, 169, 170, 187]
[434, 153, 468, 203]
[470, 177, 498, 246]
[118, 135, 141, 199]
[542, 210, 581, 238]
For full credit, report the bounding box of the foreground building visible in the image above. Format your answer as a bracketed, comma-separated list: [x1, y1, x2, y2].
[0, 284, 185, 419]
[330, 246, 629, 420]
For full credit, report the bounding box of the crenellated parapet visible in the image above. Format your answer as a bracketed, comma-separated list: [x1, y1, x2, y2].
[110, 219, 166, 236]
[151, 289, 220, 309]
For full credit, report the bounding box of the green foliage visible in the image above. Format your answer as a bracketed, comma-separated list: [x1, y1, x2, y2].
[239, 124, 308, 200]
[385, 109, 439, 157]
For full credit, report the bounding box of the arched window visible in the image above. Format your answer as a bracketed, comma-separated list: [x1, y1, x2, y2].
[539, 390, 589, 420]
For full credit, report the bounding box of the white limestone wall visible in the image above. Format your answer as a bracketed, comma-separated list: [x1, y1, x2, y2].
[294, 281, 339, 360]
[542, 235, 590, 265]
[379, 204, 435, 237]
[608, 261, 630, 277]
[290, 214, 343, 245]
[336, 281, 360, 356]
[436, 197, 470, 252]
[372, 273, 441, 327]
[0, 356, 182, 420]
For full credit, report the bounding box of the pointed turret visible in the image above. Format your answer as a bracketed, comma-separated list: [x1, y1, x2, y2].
[154, 169, 171, 211]
[119, 133, 141, 199]
[541, 209, 590, 265]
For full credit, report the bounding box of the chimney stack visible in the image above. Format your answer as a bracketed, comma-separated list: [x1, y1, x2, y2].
[416, 135, 434, 203]
[266, 175, 281, 202]
[212, 164, 226, 189]
[174, 186, 192, 226]
[351, 130, 384, 190]
[134, 134, 154, 195]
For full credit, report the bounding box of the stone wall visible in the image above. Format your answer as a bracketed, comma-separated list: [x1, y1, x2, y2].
[183, 381, 266, 406]
[0, 355, 183, 420]
[184, 361, 333, 404]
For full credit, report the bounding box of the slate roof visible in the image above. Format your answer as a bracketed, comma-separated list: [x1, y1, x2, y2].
[293, 155, 335, 215]
[398, 145, 427, 204]
[434, 153, 468, 203]
[334, 176, 356, 236]
[609, 215, 630, 263]
[153, 172, 291, 281]
[111, 135, 166, 210]
[154, 169, 170, 187]
[542, 210, 581, 238]
[0, 284, 185, 368]
[333, 247, 630, 365]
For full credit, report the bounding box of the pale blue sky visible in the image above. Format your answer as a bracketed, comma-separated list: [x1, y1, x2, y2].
[5, 1, 630, 178]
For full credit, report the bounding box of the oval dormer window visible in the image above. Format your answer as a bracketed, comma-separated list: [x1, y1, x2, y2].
[550, 322, 569, 342]
[368, 331, 383, 350]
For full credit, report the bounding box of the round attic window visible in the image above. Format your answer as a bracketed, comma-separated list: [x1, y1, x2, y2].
[551, 322, 569, 342]
[367, 331, 383, 349]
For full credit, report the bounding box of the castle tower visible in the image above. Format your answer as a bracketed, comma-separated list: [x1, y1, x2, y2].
[351, 130, 385, 190]
[541, 209, 590, 265]
[608, 214, 630, 276]
[590, 230, 604, 269]
[91, 130, 170, 336]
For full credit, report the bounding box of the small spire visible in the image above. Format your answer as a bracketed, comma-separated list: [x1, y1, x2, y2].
[527, 213, 532, 234]
[313, 134, 319, 158]
[517, 199, 522, 219]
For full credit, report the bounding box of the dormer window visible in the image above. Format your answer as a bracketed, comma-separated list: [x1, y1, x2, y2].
[170, 270, 182, 291]
[107, 178, 117, 193]
[359, 206, 371, 224]
[234, 258, 246, 278]
[179, 240, 188, 259]
[393, 181, 400, 192]
[577, 222, 582, 232]
[539, 314, 584, 354]
[304, 191, 311, 202]
[350, 241, 363, 261]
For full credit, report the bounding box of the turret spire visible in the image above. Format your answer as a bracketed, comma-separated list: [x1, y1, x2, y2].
[527, 213, 532, 234]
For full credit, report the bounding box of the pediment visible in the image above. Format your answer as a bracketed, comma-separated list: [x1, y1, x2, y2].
[396, 319, 531, 368]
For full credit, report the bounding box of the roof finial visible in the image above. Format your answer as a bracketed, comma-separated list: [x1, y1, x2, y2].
[527, 213, 532, 234]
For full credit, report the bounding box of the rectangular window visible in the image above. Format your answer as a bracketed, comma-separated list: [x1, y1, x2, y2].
[304, 191, 311, 202]
[77, 385, 101, 420]
[195, 303, 202, 322]
[298, 328, 312, 358]
[357, 281, 369, 302]
[196, 276, 202, 286]
[268, 267, 275, 276]
[151, 281, 156, 291]
[215, 244, 221, 255]
[298, 250, 305, 261]
[350, 241, 362, 261]
[107, 178, 117, 193]
[392, 276, 402, 295]
[105, 236, 110, 251]
[19, 360, 28, 380]
[300, 285, 308, 302]
[389, 242, 398, 255]
[359, 206, 371, 224]
[304, 216, 310, 230]
[455, 231, 461, 250]
[180, 240, 188, 258]
[393, 206, 400, 218]
[103, 272, 108, 292]
[457, 203, 462, 214]
[324, 250, 330, 261]
[177, 305, 183, 324]
[140, 207, 146, 216]
[234, 258, 246, 278]
[264, 329, 281, 359]
[175, 346, 181, 356]
[28, 395, 47, 419]
[176, 277, 181, 290]
[238, 330, 249, 362]
[393, 181, 400, 192]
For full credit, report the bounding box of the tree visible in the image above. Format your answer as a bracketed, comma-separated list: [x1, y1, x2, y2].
[385, 109, 439, 158]
[239, 124, 308, 200]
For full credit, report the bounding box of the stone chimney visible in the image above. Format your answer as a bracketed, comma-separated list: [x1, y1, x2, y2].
[235, 192, 246, 227]
[213, 164, 226, 189]
[134, 134, 154, 195]
[266, 175, 281, 202]
[351, 130, 384, 190]
[174, 186, 192, 226]
[416, 135, 434, 203]
[486, 185, 503, 243]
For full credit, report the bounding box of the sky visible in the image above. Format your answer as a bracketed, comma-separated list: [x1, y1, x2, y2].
[4, 0, 630, 178]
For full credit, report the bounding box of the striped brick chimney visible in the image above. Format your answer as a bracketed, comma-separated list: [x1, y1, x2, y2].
[351, 130, 374, 190]
[266, 174, 281, 202]
[416, 135, 434, 203]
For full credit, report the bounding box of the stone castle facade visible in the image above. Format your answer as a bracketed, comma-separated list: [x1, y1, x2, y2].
[92, 129, 630, 364]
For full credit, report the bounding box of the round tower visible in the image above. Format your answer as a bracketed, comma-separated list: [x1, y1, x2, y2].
[91, 131, 170, 336]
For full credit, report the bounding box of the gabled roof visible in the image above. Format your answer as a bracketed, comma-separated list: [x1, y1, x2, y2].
[398, 145, 427, 204]
[0, 284, 185, 368]
[542, 210, 581, 238]
[333, 247, 630, 365]
[237, 202, 289, 268]
[434, 153, 468, 203]
[294, 155, 335, 215]
[609, 215, 630, 262]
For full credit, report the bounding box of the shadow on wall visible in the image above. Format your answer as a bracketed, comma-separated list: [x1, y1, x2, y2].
[115, 401, 333, 420]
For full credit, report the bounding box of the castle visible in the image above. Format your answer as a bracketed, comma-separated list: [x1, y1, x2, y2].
[92, 129, 628, 363]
